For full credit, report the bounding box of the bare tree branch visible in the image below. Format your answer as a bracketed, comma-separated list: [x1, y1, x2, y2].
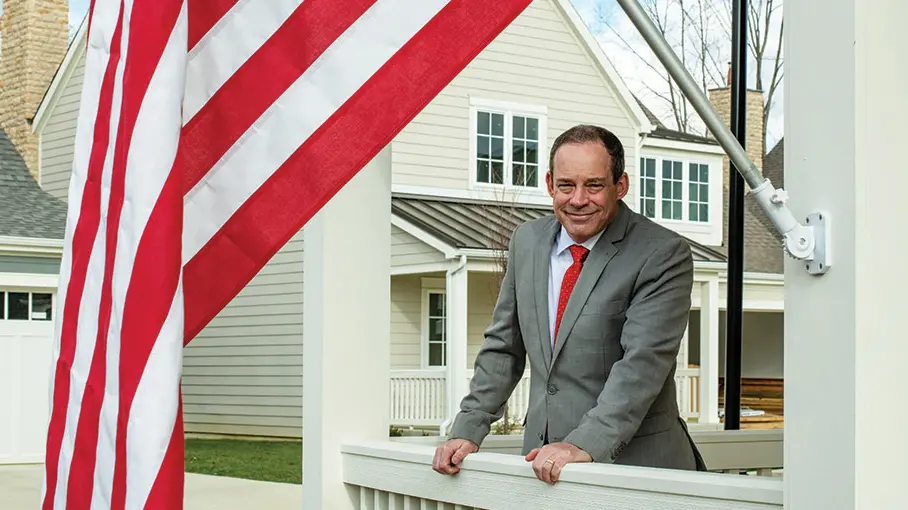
[597, 0, 783, 143]
[763, 17, 784, 145]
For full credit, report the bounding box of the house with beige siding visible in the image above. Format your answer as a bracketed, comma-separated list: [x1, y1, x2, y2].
[27, 0, 784, 442]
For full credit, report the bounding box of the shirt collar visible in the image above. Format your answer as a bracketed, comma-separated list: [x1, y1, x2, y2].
[554, 225, 604, 257]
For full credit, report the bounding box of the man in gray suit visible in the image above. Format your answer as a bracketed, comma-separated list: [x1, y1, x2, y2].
[432, 124, 705, 484]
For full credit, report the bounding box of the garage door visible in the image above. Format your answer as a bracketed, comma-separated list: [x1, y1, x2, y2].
[0, 288, 54, 464]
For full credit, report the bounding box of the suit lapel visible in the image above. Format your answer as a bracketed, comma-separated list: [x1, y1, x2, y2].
[533, 217, 560, 369]
[551, 201, 631, 365]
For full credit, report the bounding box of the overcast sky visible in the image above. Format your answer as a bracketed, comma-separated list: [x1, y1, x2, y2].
[65, 0, 783, 150]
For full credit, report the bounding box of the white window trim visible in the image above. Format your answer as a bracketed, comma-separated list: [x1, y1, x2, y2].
[420, 278, 447, 369]
[468, 96, 549, 194]
[639, 153, 715, 226]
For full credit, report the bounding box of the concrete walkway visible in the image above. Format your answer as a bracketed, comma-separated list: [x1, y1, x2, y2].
[0, 464, 302, 509]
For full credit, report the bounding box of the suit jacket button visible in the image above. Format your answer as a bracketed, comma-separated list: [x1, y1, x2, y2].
[547, 384, 557, 395]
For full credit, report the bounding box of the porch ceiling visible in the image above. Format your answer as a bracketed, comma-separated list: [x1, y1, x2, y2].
[390, 193, 727, 263]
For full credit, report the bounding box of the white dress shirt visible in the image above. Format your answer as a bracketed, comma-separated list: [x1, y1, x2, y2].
[548, 226, 604, 348]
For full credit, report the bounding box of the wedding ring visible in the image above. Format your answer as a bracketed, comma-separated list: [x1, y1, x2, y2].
[546, 458, 556, 465]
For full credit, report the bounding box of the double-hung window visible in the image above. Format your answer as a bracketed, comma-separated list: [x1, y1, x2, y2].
[471, 99, 547, 191]
[423, 291, 446, 368]
[639, 156, 711, 224]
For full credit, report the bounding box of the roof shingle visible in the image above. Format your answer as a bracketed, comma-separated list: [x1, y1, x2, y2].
[0, 128, 68, 239]
[742, 138, 785, 274]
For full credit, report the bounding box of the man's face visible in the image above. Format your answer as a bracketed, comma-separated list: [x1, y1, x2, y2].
[545, 141, 628, 244]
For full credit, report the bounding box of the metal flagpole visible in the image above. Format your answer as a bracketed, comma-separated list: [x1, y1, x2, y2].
[724, 0, 747, 431]
[615, 0, 831, 276]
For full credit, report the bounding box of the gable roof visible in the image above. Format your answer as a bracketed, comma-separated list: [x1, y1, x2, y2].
[35, 2, 657, 137]
[0, 129, 68, 239]
[552, 0, 654, 134]
[392, 193, 727, 263]
[32, 15, 88, 133]
[635, 97, 719, 146]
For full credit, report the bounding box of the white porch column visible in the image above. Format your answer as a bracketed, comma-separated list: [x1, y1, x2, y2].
[442, 257, 469, 435]
[303, 147, 391, 509]
[698, 278, 720, 425]
[786, 0, 907, 507]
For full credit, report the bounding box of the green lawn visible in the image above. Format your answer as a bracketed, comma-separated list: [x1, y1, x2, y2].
[184, 438, 302, 484]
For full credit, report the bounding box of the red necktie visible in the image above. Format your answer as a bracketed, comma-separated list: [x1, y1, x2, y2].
[553, 244, 589, 346]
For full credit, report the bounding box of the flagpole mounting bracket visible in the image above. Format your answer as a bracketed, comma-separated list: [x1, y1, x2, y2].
[750, 179, 830, 275]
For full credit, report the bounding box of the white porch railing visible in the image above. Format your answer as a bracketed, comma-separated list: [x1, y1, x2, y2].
[342, 439, 783, 509]
[389, 370, 447, 426]
[676, 366, 701, 420]
[390, 368, 701, 427]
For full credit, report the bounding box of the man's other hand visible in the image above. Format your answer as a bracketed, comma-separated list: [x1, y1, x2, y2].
[525, 442, 592, 484]
[432, 438, 479, 475]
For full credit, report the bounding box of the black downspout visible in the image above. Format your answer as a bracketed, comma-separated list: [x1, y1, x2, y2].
[724, 0, 747, 431]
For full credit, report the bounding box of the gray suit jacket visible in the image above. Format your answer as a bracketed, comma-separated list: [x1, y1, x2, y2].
[448, 200, 705, 471]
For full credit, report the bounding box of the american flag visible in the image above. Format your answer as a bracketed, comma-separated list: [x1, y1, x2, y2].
[40, 0, 531, 508]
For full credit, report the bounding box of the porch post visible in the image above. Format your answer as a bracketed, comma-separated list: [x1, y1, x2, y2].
[698, 278, 720, 425]
[442, 257, 469, 435]
[302, 147, 391, 509]
[677, 322, 689, 368]
[786, 0, 908, 507]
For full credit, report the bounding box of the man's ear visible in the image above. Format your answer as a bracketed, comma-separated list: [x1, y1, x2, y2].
[545, 171, 555, 198]
[615, 172, 629, 200]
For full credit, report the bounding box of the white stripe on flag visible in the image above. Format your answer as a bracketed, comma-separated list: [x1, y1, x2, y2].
[182, 0, 450, 262]
[126, 280, 184, 509]
[56, 229, 106, 510]
[118, 5, 188, 506]
[183, 0, 301, 121]
[55, 1, 130, 507]
[89, 8, 186, 510]
[42, 0, 119, 501]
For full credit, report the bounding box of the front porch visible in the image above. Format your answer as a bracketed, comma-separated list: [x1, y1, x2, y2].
[302, 0, 906, 505]
[388, 222, 785, 432]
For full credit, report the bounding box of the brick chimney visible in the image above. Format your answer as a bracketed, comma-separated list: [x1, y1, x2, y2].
[707, 67, 765, 251]
[0, 0, 69, 179]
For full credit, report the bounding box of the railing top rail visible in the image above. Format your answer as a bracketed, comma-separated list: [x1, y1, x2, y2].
[392, 429, 784, 471]
[675, 367, 701, 376]
[343, 440, 783, 507]
[389, 369, 447, 378]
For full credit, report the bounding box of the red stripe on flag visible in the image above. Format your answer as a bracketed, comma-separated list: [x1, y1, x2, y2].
[187, 0, 239, 50]
[87, 0, 97, 41]
[144, 393, 185, 509]
[108, 2, 186, 507]
[180, 0, 377, 195]
[183, 0, 533, 340]
[111, 170, 183, 510]
[42, 7, 125, 508]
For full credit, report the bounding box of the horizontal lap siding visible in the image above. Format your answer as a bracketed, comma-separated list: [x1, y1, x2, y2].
[40, 55, 84, 200]
[390, 274, 421, 368]
[183, 232, 304, 438]
[391, 225, 446, 267]
[391, 0, 638, 192]
[467, 272, 499, 369]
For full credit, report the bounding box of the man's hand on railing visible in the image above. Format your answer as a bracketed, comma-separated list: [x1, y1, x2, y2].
[525, 442, 593, 485]
[432, 438, 479, 475]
